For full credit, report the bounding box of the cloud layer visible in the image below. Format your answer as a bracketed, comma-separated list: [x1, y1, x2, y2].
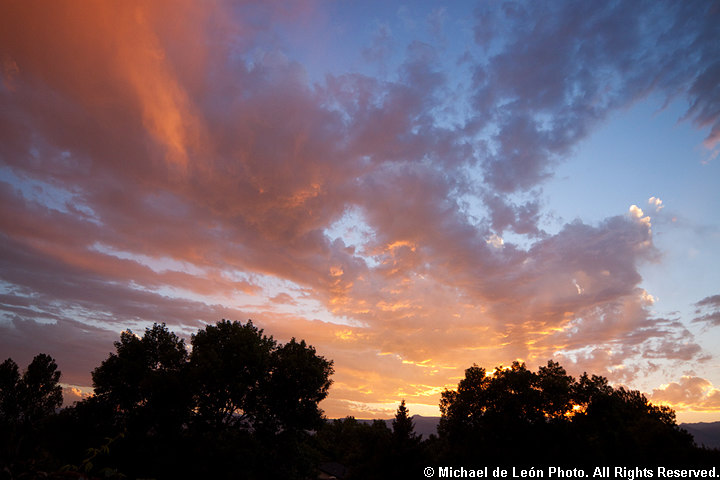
[1, 0, 719, 417]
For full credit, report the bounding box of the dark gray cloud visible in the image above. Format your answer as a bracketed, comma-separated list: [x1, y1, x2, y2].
[471, 0, 720, 193]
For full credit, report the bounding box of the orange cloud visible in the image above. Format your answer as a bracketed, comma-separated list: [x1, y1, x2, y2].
[651, 376, 720, 412]
[0, 1, 215, 171]
[62, 385, 93, 406]
[1, 0, 718, 421]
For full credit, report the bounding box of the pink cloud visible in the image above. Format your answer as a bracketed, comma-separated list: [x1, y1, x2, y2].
[0, 0, 717, 417]
[651, 376, 720, 412]
[62, 385, 93, 407]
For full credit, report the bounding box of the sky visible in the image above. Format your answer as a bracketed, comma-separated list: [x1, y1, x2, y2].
[1, 0, 719, 422]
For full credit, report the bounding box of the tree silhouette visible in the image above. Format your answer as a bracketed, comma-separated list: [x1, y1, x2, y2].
[0, 358, 22, 424]
[70, 320, 334, 478]
[0, 354, 62, 427]
[92, 323, 190, 433]
[189, 319, 277, 430]
[392, 399, 417, 443]
[572, 382, 695, 464]
[537, 360, 575, 418]
[438, 363, 489, 442]
[187, 320, 333, 478]
[5, 334, 716, 478]
[0, 354, 63, 474]
[189, 320, 334, 434]
[314, 417, 393, 480]
[260, 337, 334, 433]
[438, 360, 698, 466]
[19, 354, 63, 425]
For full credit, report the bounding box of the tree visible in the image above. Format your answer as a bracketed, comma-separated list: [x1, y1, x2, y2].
[0, 354, 62, 426]
[65, 319, 335, 478]
[482, 361, 544, 424]
[439, 361, 556, 464]
[438, 359, 697, 466]
[537, 360, 575, 419]
[91, 323, 190, 433]
[573, 371, 613, 409]
[186, 320, 333, 479]
[392, 399, 417, 443]
[0, 354, 63, 475]
[439, 363, 490, 441]
[389, 399, 424, 477]
[314, 417, 393, 480]
[189, 319, 277, 430]
[440, 360, 575, 432]
[189, 320, 334, 434]
[260, 338, 334, 433]
[19, 354, 63, 425]
[0, 358, 21, 423]
[571, 383, 695, 464]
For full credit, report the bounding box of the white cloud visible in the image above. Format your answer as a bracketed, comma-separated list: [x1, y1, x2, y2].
[648, 196, 664, 212]
[486, 233, 504, 249]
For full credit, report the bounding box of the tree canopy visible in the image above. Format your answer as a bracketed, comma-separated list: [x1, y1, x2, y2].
[189, 320, 334, 434]
[2, 328, 718, 479]
[392, 399, 418, 443]
[439, 360, 697, 466]
[0, 354, 62, 427]
[81, 319, 334, 478]
[92, 323, 190, 433]
[189, 319, 276, 430]
[0, 354, 63, 476]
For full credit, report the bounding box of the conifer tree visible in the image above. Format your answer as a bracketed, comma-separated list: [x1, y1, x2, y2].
[392, 399, 417, 442]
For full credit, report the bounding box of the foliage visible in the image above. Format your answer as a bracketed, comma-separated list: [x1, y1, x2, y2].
[188, 319, 275, 430]
[189, 320, 333, 435]
[61, 432, 126, 479]
[0, 354, 63, 427]
[392, 399, 418, 443]
[2, 325, 718, 479]
[86, 319, 332, 478]
[0, 354, 63, 476]
[438, 360, 698, 466]
[92, 323, 190, 426]
[0, 357, 22, 423]
[260, 337, 334, 433]
[312, 401, 426, 479]
[314, 416, 393, 479]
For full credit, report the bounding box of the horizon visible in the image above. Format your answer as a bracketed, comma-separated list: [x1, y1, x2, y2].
[1, 0, 719, 424]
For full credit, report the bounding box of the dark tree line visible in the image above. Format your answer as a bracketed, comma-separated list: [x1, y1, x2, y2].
[436, 360, 709, 467]
[1, 320, 334, 479]
[2, 322, 719, 479]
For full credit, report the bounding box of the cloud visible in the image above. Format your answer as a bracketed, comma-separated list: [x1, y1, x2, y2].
[0, 0, 717, 417]
[0, 318, 119, 386]
[471, 0, 720, 192]
[693, 294, 720, 327]
[648, 196, 664, 212]
[651, 376, 720, 412]
[62, 385, 93, 407]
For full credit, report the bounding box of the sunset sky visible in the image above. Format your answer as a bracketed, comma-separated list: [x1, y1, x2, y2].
[1, 0, 720, 422]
